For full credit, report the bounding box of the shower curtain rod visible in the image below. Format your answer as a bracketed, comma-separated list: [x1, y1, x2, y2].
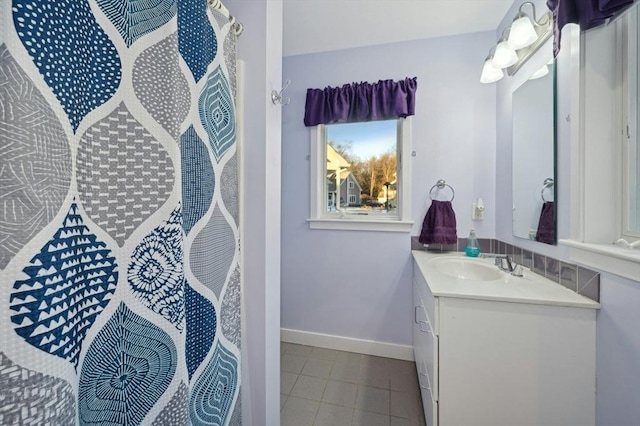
[208, 0, 244, 35]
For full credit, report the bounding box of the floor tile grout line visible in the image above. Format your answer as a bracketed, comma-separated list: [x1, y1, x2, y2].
[289, 362, 412, 392]
[283, 401, 424, 424]
[309, 378, 329, 426]
[286, 372, 301, 396]
[282, 392, 413, 418]
[281, 351, 310, 375]
[284, 397, 421, 422]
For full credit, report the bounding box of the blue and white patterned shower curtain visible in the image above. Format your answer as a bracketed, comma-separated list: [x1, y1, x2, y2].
[0, 0, 241, 424]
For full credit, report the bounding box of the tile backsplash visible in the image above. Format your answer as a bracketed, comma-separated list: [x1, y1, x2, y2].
[411, 236, 600, 303]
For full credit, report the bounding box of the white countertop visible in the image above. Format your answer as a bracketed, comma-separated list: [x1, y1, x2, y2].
[412, 250, 600, 309]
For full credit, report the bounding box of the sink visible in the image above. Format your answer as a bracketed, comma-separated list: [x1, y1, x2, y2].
[430, 257, 503, 281]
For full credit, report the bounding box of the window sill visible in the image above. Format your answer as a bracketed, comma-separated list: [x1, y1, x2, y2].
[559, 239, 640, 281]
[307, 218, 414, 232]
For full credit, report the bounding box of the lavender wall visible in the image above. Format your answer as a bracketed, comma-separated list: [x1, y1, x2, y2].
[494, 2, 640, 425]
[281, 32, 497, 347]
[227, 0, 283, 424]
[595, 273, 640, 424]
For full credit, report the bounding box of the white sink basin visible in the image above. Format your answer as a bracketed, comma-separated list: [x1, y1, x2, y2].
[430, 257, 503, 281]
[413, 251, 600, 308]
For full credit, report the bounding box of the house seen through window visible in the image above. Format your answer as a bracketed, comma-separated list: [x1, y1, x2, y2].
[325, 119, 398, 217]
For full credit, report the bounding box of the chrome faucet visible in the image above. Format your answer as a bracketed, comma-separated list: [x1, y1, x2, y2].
[481, 254, 524, 277]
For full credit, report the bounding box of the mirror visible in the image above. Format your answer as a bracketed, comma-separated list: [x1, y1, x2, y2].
[512, 58, 556, 244]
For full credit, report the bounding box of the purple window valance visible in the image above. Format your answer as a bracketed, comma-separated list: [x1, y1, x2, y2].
[303, 77, 417, 127]
[548, 0, 636, 56]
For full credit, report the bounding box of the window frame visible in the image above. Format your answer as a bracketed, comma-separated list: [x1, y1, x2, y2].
[559, 20, 640, 281]
[308, 118, 413, 232]
[621, 4, 640, 240]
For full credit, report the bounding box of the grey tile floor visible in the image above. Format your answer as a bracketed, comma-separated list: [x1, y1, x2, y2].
[281, 342, 427, 426]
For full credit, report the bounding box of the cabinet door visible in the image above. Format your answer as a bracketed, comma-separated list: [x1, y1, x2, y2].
[413, 275, 426, 378]
[414, 264, 439, 401]
[424, 385, 439, 426]
[413, 269, 439, 426]
[416, 267, 439, 335]
[437, 297, 596, 426]
[423, 313, 438, 401]
[413, 274, 431, 422]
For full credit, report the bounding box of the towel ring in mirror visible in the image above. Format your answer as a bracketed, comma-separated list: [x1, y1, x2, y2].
[541, 177, 554, 202]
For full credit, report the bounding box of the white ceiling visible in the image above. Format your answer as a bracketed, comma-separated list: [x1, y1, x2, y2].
[283, 0, 514, 56]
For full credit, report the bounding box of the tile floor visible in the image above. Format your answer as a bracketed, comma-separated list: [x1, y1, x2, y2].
[281, 342, 427, 426]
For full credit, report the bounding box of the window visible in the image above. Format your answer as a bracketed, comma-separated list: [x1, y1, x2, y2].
[622, 4, 639, 241]
[325, 120, 396, 214]
[308, 118, 413, 232]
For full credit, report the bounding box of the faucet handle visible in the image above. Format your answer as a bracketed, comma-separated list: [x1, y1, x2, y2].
[510, 264, 524, 277]
[496, 256, 518, 274]
[496, 256, 510, 270]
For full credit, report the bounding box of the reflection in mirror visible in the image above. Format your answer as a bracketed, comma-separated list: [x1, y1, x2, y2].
[512, 58, 556, 244]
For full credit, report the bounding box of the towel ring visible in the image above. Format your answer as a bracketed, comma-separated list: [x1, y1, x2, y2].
[541, 178, 554, 202]
[429, 179, 455, 201]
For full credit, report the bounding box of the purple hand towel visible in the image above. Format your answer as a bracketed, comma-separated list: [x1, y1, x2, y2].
[419, 200, 457, 245]
[535, 201, 555, 244]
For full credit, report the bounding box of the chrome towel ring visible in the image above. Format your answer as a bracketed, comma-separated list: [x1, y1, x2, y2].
[429, 179, 455, 201]
[541, 177, 554, 202]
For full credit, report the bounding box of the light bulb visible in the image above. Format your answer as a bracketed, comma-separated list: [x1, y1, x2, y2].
[529, 65, 549, 80]
[493, 39, 518, 68]
[480, 57, 504, 84]
[508, 14, 537, 50]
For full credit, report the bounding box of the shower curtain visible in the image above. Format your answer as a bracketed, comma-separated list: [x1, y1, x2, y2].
[0, 0, 241, 424]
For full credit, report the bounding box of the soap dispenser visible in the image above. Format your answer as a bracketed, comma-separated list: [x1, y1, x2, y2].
[465, 229, 480, 257]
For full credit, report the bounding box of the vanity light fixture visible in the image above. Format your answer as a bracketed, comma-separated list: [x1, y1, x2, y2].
[480, 1, 553, 83]
[480, 47, 504, 83]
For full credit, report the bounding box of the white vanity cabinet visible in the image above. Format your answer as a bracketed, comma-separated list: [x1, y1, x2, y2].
[412, 254, 598, 426]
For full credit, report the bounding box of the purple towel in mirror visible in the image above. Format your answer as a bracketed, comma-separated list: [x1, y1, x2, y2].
[535, 201, 555, 244]
[419, 200, 457, 245]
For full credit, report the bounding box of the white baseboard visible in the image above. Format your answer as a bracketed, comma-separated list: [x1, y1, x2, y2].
[281, 328, 414, 361]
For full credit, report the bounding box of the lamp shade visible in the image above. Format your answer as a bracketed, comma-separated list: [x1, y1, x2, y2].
[493, 38, 518, 68]
[508, 14, 537, 50]
[529, 65, 549, 80]
[480, 57, 504, 84]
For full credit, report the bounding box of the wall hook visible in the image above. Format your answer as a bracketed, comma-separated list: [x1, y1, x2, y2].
[271, 79, 291, 106]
